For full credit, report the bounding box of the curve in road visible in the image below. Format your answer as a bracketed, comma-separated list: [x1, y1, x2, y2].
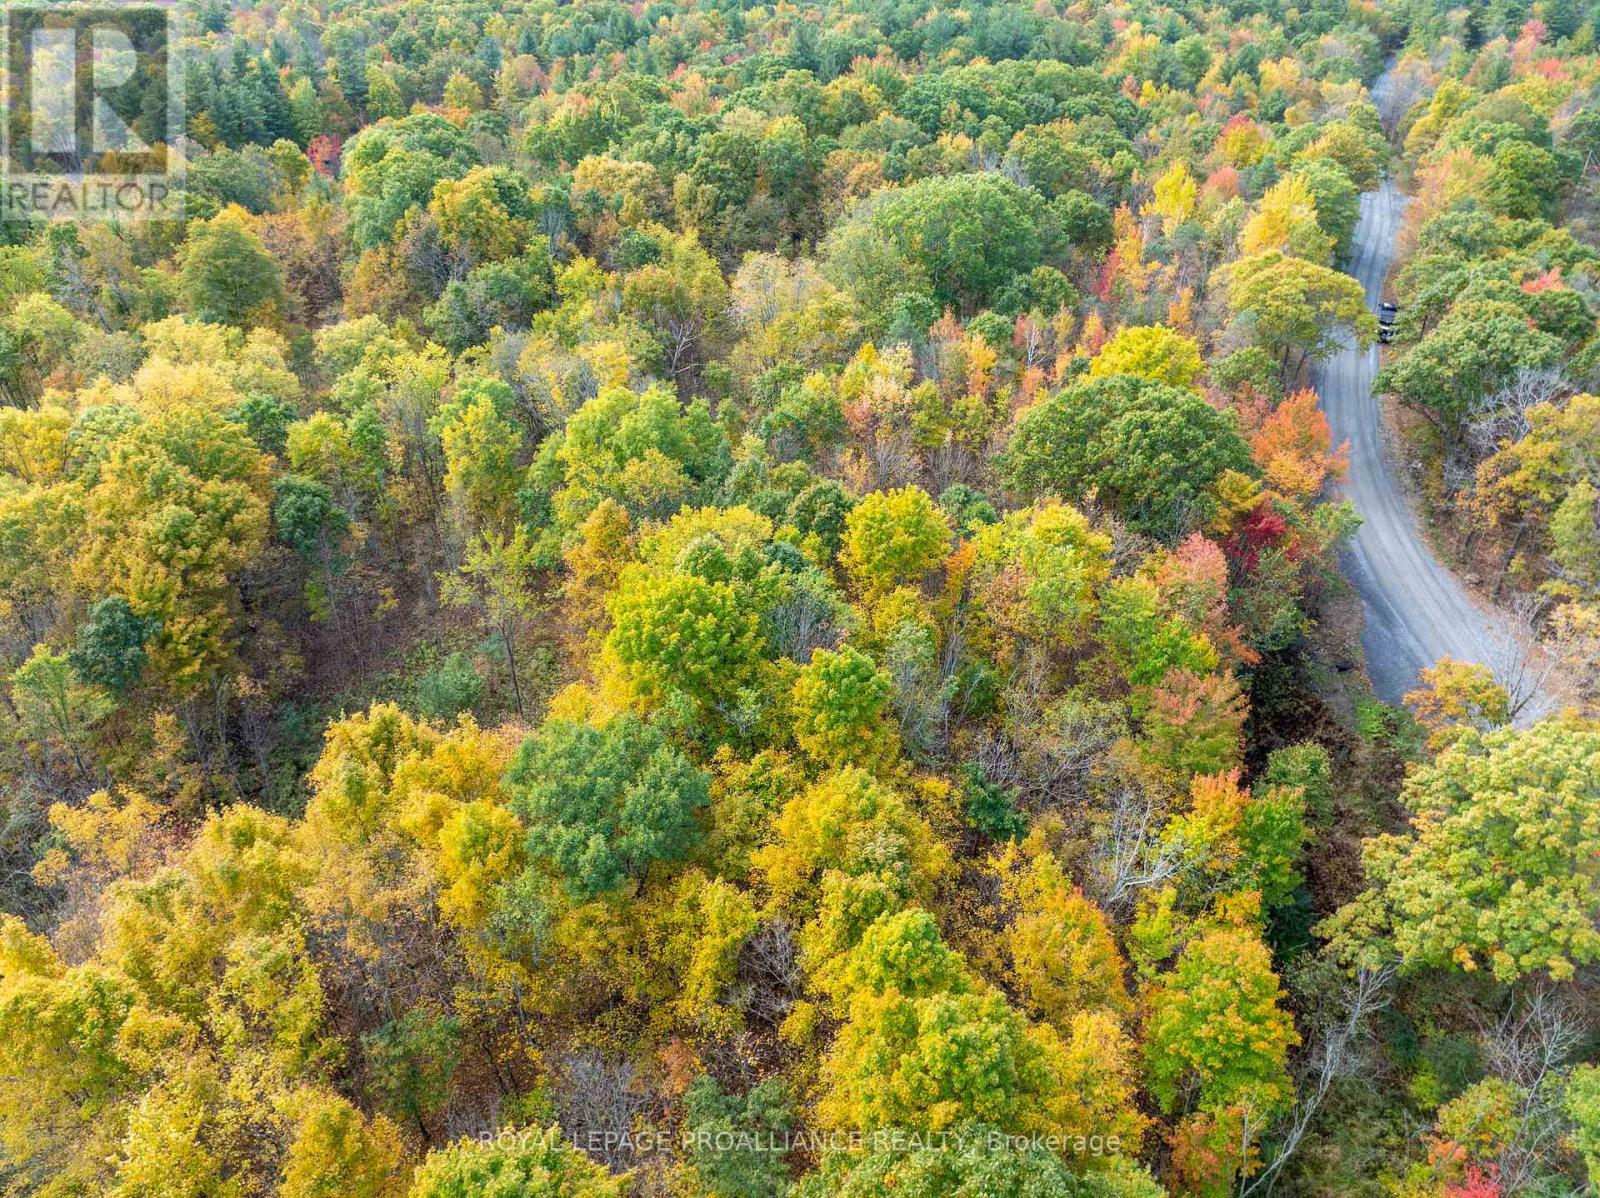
[1313, 100, 1529, 707]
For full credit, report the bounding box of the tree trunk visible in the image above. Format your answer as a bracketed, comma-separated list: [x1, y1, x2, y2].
[503, 626, 525, 718]
[1492, 522, 1529, 599]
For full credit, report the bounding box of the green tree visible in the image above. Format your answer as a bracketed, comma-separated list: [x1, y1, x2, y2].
[534, 384, 727, 529]
[11, 646, 113, 776]
[1097, 576, 1219, 688]
[275, 476, 350, 560]
[363, 1007, 460, 1143]
[1144, 924, 1298, 1116]
[1486, 140, 1563, 220]
[424, 251, 554, 351]
[818, 910, 1142, 1146]
[620, 228, 730, 395]
[1567, 1065, 1600, 1185]
[790, 645, 897, 768]
[342, 114, 478, 250]
[968, 502, 1113, 653]
[682, 1076, 794, 1198]
[505, 715, 710, 898]
[605, 566, 765, 716]
[439, 528, 540, 717]
[787, 479, 856, 556]
[1552, 479, 1600, 587]
[414, 653, 484, 721]
[1375, 299, 1562, 432]
[408, 1131, 624, 1198]
[1239, 783, 1308, 914]
[839, 487, 951, 598]
[1219, 251, 1377, 389]
[796, 1132, 1163, 1198]
[434, 378, 524, 531]
[1260, 742, 1334, 828]
[1294, 159, 1361, 261]
[1003, 376, 1252, 539]
[364, 65, 405, 119]
[1322, 715, 1600, 982]
[228, 393, 297, 458]
[827, 174, 1049, 316]
[275, 474, 353, 622]
[176, 211, 287, 326]
[1054, 190, 1114, 253]
[68, 598, 158, 695]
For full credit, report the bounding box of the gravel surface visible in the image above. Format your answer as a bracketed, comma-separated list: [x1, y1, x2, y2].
[1313, 97, 1543, 711]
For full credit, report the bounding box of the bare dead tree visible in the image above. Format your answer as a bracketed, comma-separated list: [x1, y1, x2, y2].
[1095, 783, 1185, 910]
[1014, 697, 1128, 811]
[558, 1051, 649, 1172]
[1477, 987, 1589, 1193]
[1239, 966, 1395, 1198]
[997, 649, 1053, 732]
[886, 620, 950, 757]
[1488, 591, 1558, 721]
[1378, 58, 1433, 141]
[1481, 988, 1587, 1091]
[765, 585, 841, 663]
[932, 617, 970, 750]
[925, 436, 967, 496]
[973, 731, 1024, 798]
[736, 918, 801, 1029]
[1440, 453, 1479, 511]
[1465, 368, 1570, 465]
[866, 426, 920, 490]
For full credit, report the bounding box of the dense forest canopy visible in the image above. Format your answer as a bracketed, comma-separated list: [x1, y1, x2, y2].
[0, 0, 1598, 1194]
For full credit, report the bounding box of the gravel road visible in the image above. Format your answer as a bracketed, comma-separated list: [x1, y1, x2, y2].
[1313, 98, 1534, 708]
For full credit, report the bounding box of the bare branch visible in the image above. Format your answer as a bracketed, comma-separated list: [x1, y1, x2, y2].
[1095, 784, 1184, 910]
[1470, 987, 1589, 1192]
[1240, 966, 1395, 1198]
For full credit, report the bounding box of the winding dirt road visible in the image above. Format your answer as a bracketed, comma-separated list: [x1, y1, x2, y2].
[1312, 68, 1531, 707]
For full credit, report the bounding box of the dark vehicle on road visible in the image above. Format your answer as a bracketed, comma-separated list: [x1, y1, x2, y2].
[1378, 301, 1399, 343]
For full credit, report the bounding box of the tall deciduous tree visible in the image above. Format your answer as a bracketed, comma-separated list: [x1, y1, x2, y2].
[439, 528, 540, 717]
[408, 1131, 625, 1198]
[1376, 300, 1563, 432]
[504, 715, 710, 898]
[1219, 251, 1376, 388]
[620, 227, 730, 396]
[434, 377, 524, 532]
[177, 209, 287, 327]
[1240, 174, 1334, 264]
[790, 645, 897, 768]
[1144, 923, 1298, 1116]
[1004, 375, 1252, 539]
[839, 486, 951, 599]
[826, 173, 1048, 317]
[605, 565, 765, 717]
[1322, 715, 1600, 982]
[1088, 324, 1205, 389]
